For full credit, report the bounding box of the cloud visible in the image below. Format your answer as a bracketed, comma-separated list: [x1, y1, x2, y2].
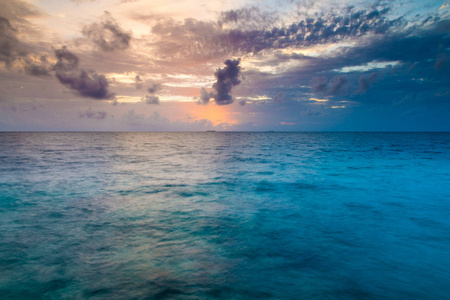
[123, 110, 172, 128]
[135, 75, 143, 89]
[151, 18, 227, 60]
[329, 76, 348, 95]
[218, 6, 278, 31]
[57, 69, 113, 99]
[338, 21, 450, 65]
[147, 82, 161, 94]
[123, 109, 145, 126]
[142, 94, 159, 105]
[23, 56, 51, 76]
[121, 109, 218, 131]
[149, 5, 404, 60]
[78, 108, 107, 120]
[359, 72, 378, 92]
[53, 46, 115, 99]
[197, 87, 212, 105]
[0, 17, 21, 67]
[212, 59, 241, 105]
[312, 76, 348, 96]
[0, 20, 50, 76]
[0, 0, 46, 70]
[141, 81, 162, 105]
[82, 11, 132, 52]
[247, 16, 450, 104]
[0, 0, 43, 31]
[53, 46, 79, 71]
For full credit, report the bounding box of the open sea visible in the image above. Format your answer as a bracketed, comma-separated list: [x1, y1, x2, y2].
[1, 132, 450, 299]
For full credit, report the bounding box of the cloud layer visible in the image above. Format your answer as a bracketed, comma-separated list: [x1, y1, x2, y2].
[149, 5, 405, 61]
[0, 0, 449, 131]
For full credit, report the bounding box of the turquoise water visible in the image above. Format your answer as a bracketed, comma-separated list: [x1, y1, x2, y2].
[1, 132, 450, 299]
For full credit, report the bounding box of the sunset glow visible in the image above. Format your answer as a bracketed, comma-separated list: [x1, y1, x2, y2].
[0, 0, 449, 131]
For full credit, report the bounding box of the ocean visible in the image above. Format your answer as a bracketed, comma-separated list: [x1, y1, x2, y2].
[1, 132, 449, 299]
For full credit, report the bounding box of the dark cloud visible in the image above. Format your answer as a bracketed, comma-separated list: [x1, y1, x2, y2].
[311, 75, 352, 96]
[329, 76, 348, 95]
[53, 46, 115, 100]
[312, 76, 348, 96]
[1, 1, 55, 77]
[212, 59, 241, 105]
[78, 108, 107, 120]
[135, 75, 143, 89]
[249, 16, 450, 103]
[255, 7, 402, 52]
[141, 81, 161, 105]
[57, 69, 113, 99]
[359, 72, 379, 92]
[54, 46, 79, 71]
[147, 82, 161, 94]
[338, 21, 450, 66]
[0, 17, 24, 67]
[197, 87, 212, 105]
[0, 14, 50, 77]
[142, 94, 160, 105]
[0, 1, 45, 69]
[23, 56, 51, 76]
[82, 11, 131, 52]
[239, 99, 247, 106]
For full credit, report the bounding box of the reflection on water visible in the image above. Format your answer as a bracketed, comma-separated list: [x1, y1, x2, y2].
[1, 132, 450, 299]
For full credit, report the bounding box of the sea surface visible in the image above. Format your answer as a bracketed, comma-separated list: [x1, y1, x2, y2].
[1, 132, 450, 299]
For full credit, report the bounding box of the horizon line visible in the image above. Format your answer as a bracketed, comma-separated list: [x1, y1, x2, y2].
[1, 130, 450, 133]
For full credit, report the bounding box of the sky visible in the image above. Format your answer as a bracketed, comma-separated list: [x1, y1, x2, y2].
[0, 0, 449, 131]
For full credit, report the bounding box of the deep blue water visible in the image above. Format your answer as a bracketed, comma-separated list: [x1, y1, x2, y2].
[1, 132, 450, 299]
